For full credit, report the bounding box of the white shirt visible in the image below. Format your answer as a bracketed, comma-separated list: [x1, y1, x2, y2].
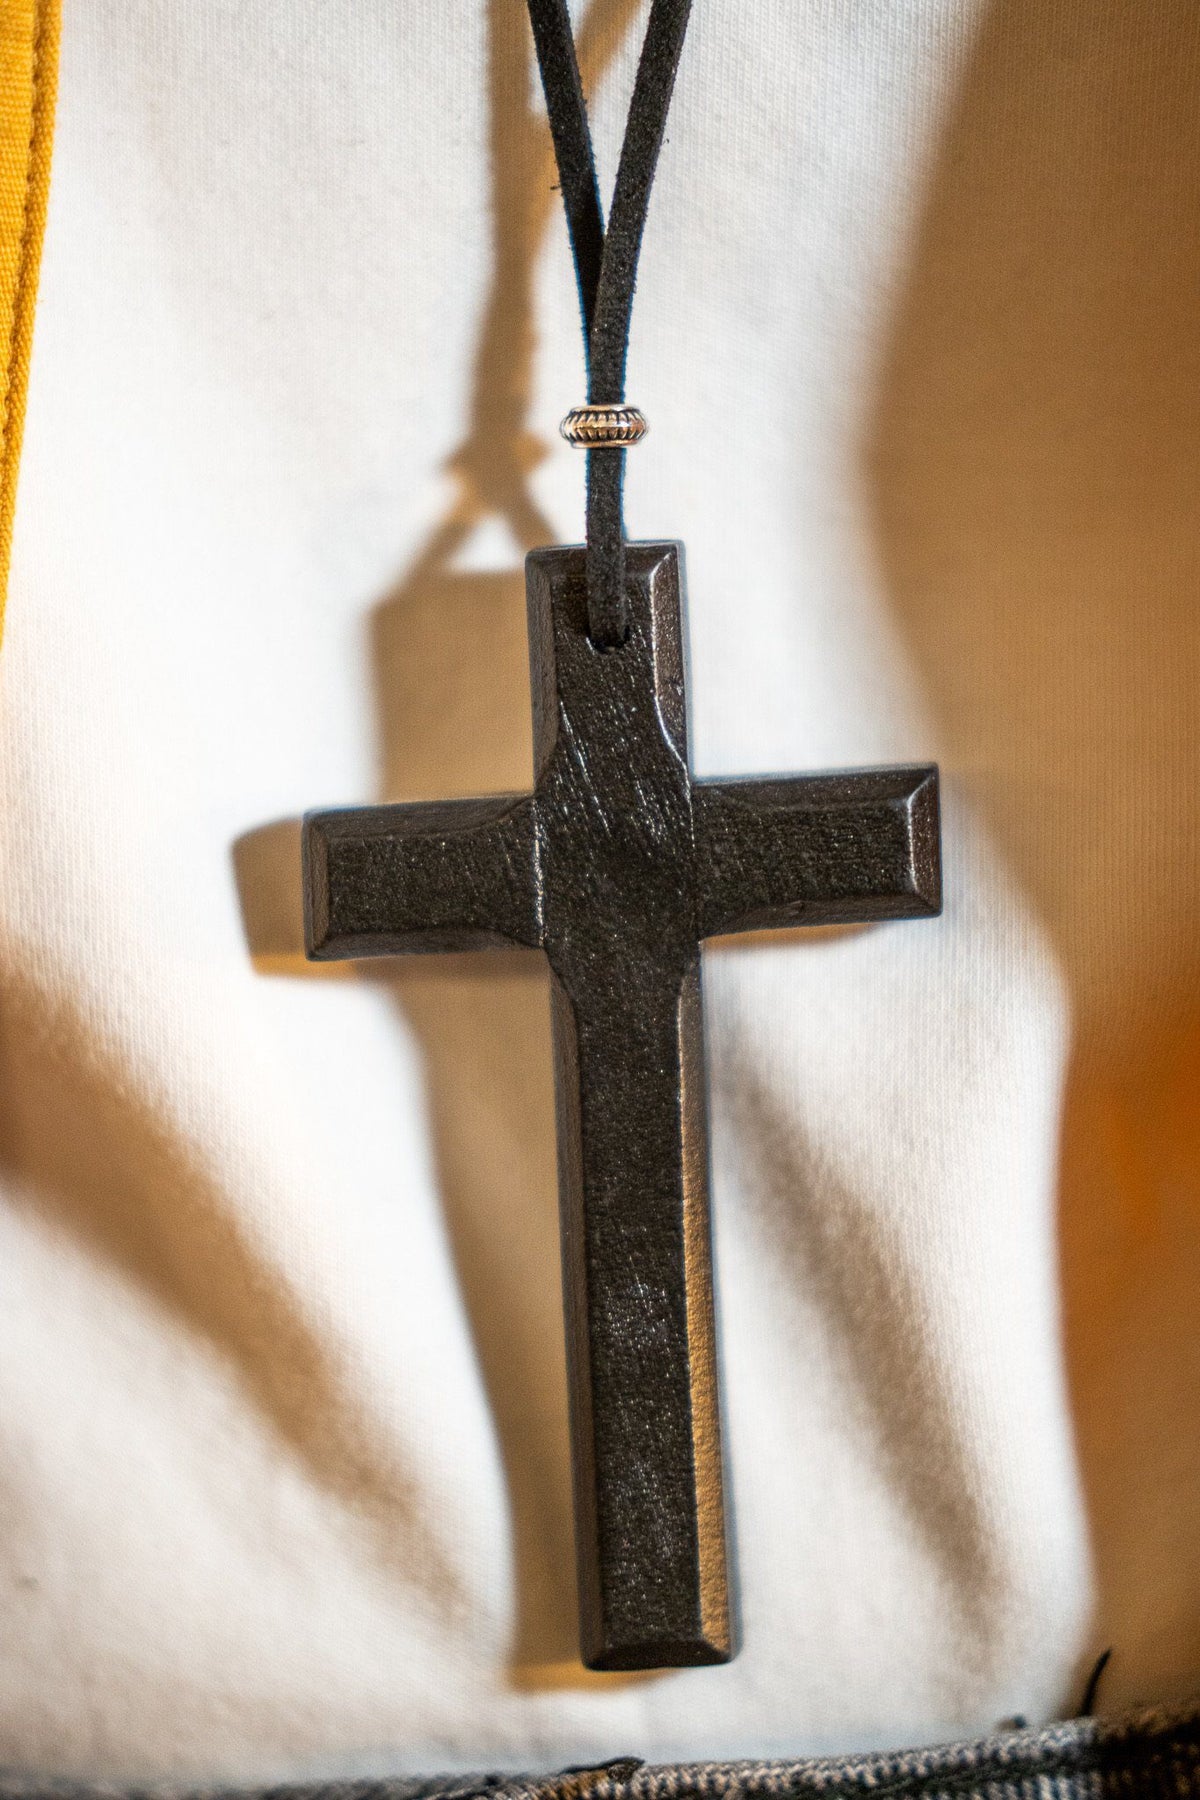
[2, 0, 1194, 1778]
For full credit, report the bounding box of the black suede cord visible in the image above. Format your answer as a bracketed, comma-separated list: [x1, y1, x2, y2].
[527, 0, 693, 646]
[526, 0, 604, 333]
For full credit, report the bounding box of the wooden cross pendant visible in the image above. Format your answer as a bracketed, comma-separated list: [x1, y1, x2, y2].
[302, 543, 941, 1670]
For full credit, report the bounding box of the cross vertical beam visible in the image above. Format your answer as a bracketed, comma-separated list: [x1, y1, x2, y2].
[527, 548, 728, 1667]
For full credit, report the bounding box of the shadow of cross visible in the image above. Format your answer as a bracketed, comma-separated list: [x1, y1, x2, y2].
[303, 541, 942, 1672]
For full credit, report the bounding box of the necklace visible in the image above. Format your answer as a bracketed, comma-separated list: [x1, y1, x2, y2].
[301, 0, 942, 1672]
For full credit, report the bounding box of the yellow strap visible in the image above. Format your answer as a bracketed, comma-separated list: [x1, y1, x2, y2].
[0, 0, 57, 640]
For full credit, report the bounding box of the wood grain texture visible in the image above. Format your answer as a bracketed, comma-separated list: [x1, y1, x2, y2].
[303, 542, 942, 1669]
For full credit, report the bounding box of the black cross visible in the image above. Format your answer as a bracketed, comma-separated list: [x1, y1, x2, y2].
[303, 543, 941, 1670]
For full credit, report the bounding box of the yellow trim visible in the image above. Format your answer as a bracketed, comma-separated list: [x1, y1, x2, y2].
[0, 0, 57, 639]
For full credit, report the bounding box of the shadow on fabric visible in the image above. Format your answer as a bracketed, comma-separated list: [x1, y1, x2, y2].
[0, 966, 461, 1607]
[867, 0, 1200, 1706]
[235, 0, 658, 1688]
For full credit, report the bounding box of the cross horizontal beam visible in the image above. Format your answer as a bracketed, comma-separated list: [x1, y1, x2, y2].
[304, 768, 940, 958]
[694, 767, 940, 938]
[304, 794, 540, 959]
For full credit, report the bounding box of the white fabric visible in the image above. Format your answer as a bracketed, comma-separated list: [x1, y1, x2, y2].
[1, 0, 1197, 1778]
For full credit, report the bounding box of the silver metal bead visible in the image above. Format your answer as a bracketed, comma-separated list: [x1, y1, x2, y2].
[560, 404, 649, 449]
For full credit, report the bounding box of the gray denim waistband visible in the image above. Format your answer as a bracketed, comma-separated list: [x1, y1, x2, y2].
[4, 1707, 1200, 1800]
